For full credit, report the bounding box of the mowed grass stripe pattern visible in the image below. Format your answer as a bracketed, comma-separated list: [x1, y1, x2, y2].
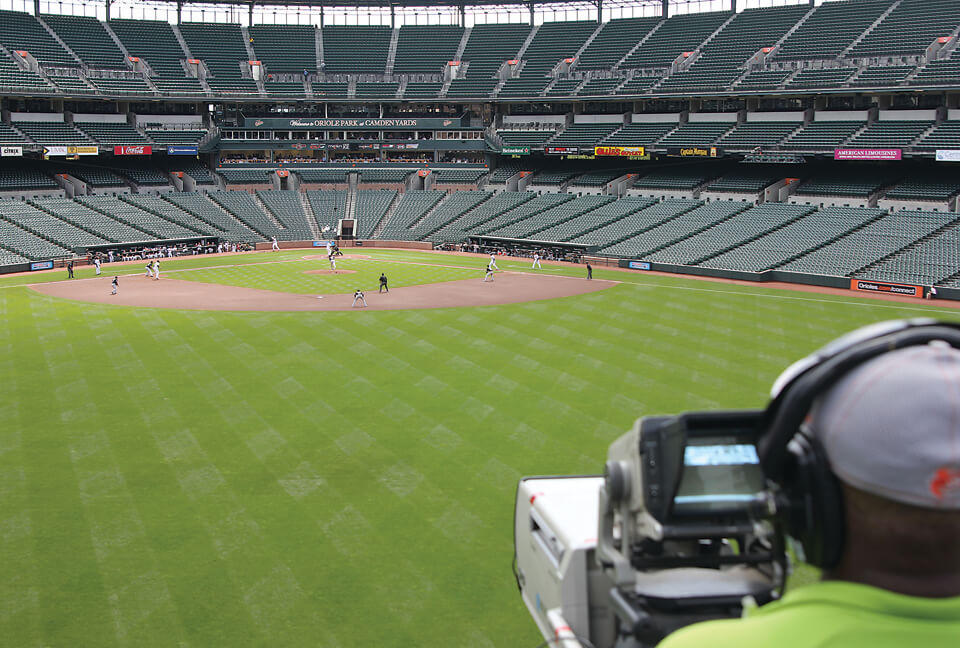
[3, 252, 958, 646]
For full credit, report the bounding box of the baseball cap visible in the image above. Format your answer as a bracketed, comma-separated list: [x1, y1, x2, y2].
[810, 342, 960, 510]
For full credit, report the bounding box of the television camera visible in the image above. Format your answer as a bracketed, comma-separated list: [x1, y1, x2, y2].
[514, 411, 784, 648]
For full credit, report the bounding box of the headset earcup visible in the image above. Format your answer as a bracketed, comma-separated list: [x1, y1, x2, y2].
[784, 433, 845, 570]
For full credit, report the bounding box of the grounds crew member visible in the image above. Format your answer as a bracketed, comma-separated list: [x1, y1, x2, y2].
[660, 341, 960, 648]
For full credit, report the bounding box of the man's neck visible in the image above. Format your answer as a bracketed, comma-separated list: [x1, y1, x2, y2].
[825, 561, 960, 598]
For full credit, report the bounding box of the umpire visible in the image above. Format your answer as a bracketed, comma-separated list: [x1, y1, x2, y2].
[379, 273, 389, 293]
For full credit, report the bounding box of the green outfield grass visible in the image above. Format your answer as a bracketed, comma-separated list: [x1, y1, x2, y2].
[2, 250, 957, 647]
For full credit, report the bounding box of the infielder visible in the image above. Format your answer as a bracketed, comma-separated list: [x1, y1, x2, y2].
[94, 257, 102, 275]
[352, 289, 367, 307]
[110, 276, 118, 295]
[488, 254, 499, 270]
[145, 262, 154, 278]
[271, 236, 279, 251]
[329, 252, 337, 270]
[483, 262, 495, 282]
[152, 259, 160, 280]
[532, 253, 541, 269]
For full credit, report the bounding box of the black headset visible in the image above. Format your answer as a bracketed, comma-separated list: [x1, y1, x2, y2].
[757, 318, 960, 570]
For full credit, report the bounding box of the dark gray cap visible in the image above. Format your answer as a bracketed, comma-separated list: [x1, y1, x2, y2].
[811, 342, 960, 510]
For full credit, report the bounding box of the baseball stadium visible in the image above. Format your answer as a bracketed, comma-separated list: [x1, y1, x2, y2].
[1, 0, 960, 644]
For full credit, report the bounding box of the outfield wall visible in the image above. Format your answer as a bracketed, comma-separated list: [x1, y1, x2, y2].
[253, 240, 433, 252]
[617, 260, 960, 302]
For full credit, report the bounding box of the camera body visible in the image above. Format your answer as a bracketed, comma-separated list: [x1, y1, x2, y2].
[515, 411, 785, 648]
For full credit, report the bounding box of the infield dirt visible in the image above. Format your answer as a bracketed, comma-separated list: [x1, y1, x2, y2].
[30, 271, 616, 311]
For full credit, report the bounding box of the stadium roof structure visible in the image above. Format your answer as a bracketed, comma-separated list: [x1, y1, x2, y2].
[160, 0, 675, 8]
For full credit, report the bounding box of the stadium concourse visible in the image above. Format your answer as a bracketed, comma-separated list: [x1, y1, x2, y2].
[1, 0, 960, 300]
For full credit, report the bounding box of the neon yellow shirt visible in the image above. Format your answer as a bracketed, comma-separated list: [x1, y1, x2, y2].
[658, 581, 960, 648]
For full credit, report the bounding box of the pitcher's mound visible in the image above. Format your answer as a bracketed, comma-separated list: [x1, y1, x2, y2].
[303, 269, 356, 275]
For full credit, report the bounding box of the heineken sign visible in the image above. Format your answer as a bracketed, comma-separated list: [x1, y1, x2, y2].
[244, 117, 463, 130]
[501, 146, 530, 155]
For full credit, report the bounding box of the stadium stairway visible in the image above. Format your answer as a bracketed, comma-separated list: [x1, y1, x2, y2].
[298, 192, 322, 239]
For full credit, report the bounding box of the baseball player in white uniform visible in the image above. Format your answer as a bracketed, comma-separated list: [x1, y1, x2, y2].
[352, 289, 367, 307]
[94, 257, 102, 275]
[329, 252, 337, 270]
[152, 259, 160, 280]
[483, 261, 495, 282]
[488, 254, 499, 270]
[271, 236, 279, 251]
[532, 253, 541, 269]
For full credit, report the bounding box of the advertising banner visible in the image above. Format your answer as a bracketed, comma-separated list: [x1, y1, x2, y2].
[850, 279, 922, 298]
[1, 146, 22, 157]
[244, 117, 462, 130]
[628, 261, 651, 270]
[935, 149, 960, 162]
[167, 145, 199, 155]
[114, 145, 152, 155]
[545, 146, 578, 155]
[667, 146, 721, 158]
[501, 146, 530, 156]
[381, 142, 420, 150]
[595, 146, 646, 157]
[69, 145, 99, 156]
[834, 149, 902, 161]
[312, 240, 336, 247]
[30, 261, 54, 271]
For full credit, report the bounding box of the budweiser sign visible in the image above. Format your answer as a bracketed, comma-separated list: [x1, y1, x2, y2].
[114, 145, 152, 155]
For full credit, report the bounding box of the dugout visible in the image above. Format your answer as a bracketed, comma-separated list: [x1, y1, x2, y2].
[86, 237, 219, 260]
[472, 236, 588, 263]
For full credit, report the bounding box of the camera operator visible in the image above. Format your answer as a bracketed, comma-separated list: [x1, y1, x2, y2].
[660, 342, 960, 648]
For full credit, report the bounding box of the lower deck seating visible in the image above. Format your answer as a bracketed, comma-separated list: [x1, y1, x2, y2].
[379, 191, 446, 240]
[0, 199, 106, 250]
[354, 190, 397, 238]
[163, 193, 263, 241]
[256, 190, 314, 240]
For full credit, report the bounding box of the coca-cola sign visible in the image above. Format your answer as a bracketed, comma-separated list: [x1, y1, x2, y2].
[114, 145, 153, 156]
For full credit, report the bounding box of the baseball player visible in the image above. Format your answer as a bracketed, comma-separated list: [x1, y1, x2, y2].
[110, 276, 118, 295]
[586, 263, 593, 280]
[329, 252, 337, 271]
[488, 253, 499, 270]
[94, 256, 102, 276]
[326, 241, 334, 257]
[379, 273, 389, 293]
[66, 260, 74, 279]
[145, 262, 154, 278]
[152, 259, 160, 280]
[352, 289, 367, 307]
[271, 236, 279, 251]
[483, 261, 495, 282]
[531, 253, 541, 269]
